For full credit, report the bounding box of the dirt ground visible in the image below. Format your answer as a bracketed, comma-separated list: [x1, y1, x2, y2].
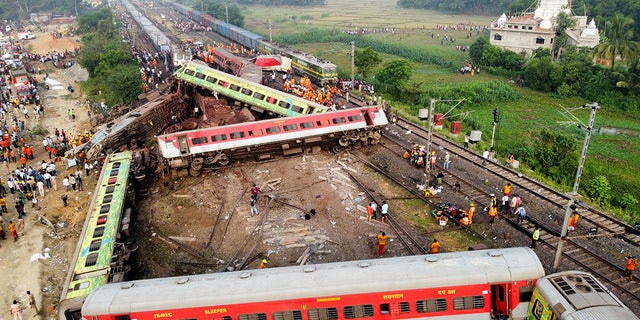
[136, 151, 411, 277]
[0, 28, 91, 320]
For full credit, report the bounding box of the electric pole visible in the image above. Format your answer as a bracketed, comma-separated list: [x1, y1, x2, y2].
[350, 41, 355, 87]
[553, 102, 599, 272]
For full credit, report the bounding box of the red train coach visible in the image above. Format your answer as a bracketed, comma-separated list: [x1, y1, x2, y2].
[82, 248, 544, 320]
[157, 106, 387, 174]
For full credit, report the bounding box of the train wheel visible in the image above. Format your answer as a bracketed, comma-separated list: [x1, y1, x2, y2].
[353, 141, 363, 149]
[359, 131, 369, 142]
[217, 153, 230, 166]
[190, 158, 203, 176]
[338, 136, 350, 147]
[333, 145, 345, 153]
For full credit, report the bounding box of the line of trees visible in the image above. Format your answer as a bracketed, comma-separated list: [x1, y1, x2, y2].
[77, 8, 143, 107]
[0, 0, 91, 21]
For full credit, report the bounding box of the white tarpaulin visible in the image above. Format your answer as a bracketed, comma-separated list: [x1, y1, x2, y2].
[45, 78, 65, 90]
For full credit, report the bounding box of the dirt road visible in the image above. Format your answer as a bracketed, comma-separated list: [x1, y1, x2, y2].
[1, 29, 90, 320]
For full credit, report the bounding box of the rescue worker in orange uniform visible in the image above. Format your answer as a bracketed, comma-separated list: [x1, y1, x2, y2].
[467, 203, 476, 224]
[488, 205, 497, 225]
[260, 259, 267, 269]
[429, 239, 440, 254]
[626, 256, 637, 281]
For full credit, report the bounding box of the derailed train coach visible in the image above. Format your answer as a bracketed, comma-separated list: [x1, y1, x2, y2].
[156, 105, 387, 175]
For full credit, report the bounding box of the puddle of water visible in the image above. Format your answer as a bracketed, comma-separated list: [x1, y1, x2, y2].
[598, 127, 640, 137]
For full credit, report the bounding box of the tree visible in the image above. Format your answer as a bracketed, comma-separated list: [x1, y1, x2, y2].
[102, 64, 144, 106]
[593, 14, 639, 70]
[469, 37, 488, 65]
[354, 47, 382, 79]
[523, 56, 563, 92]
[553, 12, 577, 59]
[375, 59, 412, 98]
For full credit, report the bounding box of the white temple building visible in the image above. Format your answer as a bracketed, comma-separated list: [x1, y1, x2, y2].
[489, 0, 600, 56]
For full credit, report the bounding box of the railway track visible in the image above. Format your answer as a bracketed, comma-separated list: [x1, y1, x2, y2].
[392, 116, 640, 246]
[379, 117, 640, 310]
[347, 172, 428, 255]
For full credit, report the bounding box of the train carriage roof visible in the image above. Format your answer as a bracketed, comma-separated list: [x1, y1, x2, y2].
[83, 248, 544, 315]
[533, 271, 639, 320]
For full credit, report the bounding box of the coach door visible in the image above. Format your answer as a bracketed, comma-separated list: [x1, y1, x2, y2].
[178, 136, 189, 155]
[491, 284, 509, 318]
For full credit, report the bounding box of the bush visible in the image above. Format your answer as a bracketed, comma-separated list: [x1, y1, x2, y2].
[617, 193, 639, 210]
[583, 175, 612, 206]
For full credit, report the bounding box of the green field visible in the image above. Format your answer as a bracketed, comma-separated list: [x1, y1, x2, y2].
[237, 0, 640, 221]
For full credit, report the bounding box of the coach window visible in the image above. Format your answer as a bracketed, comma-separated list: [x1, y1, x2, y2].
[332, 117, 347, 124]
[72, 281, 89, 291]
[494, 34, 502, 41]
[300, 122, 315, 129]
[267, 96, 277, 104]
[196, 72, 206, 80]
[379, 302, 410, 315]
[416, 298, 447, 313]
[206, 76, 217, 84]
[272, 310, 303, 320]
[519, 285, 534, 302]
[536, 37, 545, 44]
[238, 313, 267, 320]
[93, 226, 105, 238]
[347, 115, 363, 122]
[241, 88, 253, 96]
[184, 69, 195, 76]
[291, 105, 304, 114]
[278, 100, 291, 109]
[249, 129, 263, 137]
[452, 296, 485, 310]
[283, 124, 298, 131]
[85, 253, 99, 267]
[230, 131, 246, 139]
[114, 316, 131, 320]
[316, 120, 330, 127]
[229, 84, 241, 92]
[343, 305, 374, 318]
[308, 307, 338, 320]
[266, 126, 281, 134]
[218, 80, 229, 87]
[211, 134, 227, 142]
[191, 137, 208, 145]
[89, 239, 102, 252]
[253, 92, 265, 100]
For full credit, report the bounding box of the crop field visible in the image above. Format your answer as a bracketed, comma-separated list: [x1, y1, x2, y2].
[242, 0, 491, 34]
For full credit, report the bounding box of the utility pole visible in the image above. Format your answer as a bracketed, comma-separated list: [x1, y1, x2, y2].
[225, 4, 229, 24]
[553, 102, 599, 272]
[269, 19, 272, 42]
[490, 108, 498, 151]
[425, 99, 436, 183]
[350, 41, 355, 87]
